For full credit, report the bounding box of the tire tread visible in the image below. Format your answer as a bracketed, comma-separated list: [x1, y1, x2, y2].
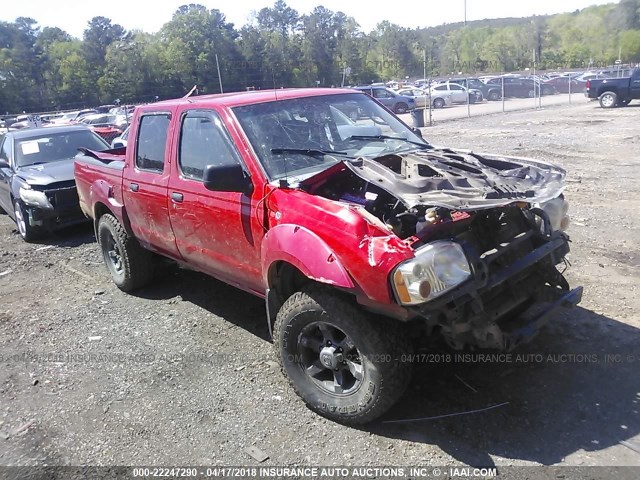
[98, 214, 154, 291]
[273, 285, 412, 425]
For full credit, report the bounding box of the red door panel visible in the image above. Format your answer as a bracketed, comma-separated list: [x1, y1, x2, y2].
[122, 111, 181, 259]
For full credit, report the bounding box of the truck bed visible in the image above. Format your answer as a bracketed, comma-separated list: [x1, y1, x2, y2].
[74, 149, 126, 220]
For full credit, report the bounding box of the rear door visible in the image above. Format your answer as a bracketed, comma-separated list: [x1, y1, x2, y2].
[122, 111, 181, 259]
[167, 108, 264, 293]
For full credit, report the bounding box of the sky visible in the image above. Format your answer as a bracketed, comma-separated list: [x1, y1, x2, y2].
[1, 0, 617, 37]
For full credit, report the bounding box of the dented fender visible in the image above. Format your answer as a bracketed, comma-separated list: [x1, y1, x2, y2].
[89, 179, 125, 220]
[261, 224, 355, 289]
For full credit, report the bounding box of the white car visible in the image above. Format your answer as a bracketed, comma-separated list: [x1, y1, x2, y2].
[111, 125, 130, 148]
[431, 82, 483, 104]
[397, 88, 453, 109]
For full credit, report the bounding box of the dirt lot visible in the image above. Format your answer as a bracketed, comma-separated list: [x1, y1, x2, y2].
[0, 101, 639, 470]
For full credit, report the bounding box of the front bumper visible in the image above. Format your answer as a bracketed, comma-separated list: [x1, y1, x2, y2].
[25, 186, 86, 231]
[409, 230, 582, 351]
[26, 205, 86, 230]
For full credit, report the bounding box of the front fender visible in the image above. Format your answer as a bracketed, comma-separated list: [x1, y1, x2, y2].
[261, 224, 355, 289]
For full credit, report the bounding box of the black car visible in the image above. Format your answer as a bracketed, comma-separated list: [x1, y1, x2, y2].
[486, 77, 556, 98]
[0, 125, 109, 241]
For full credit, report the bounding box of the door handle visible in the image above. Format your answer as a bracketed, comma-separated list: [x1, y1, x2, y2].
[171, 192, 184, 203]
[130, 183, 139, 192]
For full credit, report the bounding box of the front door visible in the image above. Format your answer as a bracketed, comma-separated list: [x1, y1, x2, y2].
[167, 108, 264, 293]
[0, 137, 13, 213]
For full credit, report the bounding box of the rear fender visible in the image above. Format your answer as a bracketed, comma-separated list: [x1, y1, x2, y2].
[89, 180, 131, 235]
[261, 224, 355, 290]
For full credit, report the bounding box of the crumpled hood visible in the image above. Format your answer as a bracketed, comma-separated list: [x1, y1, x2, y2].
[16, 159, 75, 187]
[344, 148, 565, 210]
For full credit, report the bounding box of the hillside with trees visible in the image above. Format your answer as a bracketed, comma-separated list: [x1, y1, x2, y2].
[1, 0, 639, 113]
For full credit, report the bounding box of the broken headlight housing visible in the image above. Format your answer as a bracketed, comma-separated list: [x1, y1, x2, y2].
[536, 195, 570, 232]
[19, 185, 53, 209]
[392, 241, 472, 306]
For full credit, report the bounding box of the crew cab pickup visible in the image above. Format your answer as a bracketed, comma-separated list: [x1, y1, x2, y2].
[74, 89, 582, 424]
[586, 68, 640, 107]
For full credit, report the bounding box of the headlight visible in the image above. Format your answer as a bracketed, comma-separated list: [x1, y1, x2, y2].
[392, 241, 472, 305]
[19, 186, 53, 209]
[536, 196, 570, 231]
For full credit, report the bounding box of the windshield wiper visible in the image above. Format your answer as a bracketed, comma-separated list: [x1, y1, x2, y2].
[270, 148, 352, 158]
[344, 135, 432, 149]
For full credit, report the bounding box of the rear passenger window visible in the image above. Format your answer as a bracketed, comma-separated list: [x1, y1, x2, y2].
[178, 111, 242, 181]
[136, 114, 170, 172]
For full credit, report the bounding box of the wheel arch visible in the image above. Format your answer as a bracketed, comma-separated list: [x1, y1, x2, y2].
[92, 200, 134, 239]
[599, 86, 619, 96]
[262, 224, 357, 332]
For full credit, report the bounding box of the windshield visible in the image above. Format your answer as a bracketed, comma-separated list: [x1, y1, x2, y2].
[15, 130, 108, 167]
[232, 92, 428, 181]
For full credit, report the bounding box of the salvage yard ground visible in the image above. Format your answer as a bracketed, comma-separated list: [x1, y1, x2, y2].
[0, 101, 639, 468]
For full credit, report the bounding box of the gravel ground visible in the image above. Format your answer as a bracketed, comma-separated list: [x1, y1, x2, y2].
[0, 101, 639, 470]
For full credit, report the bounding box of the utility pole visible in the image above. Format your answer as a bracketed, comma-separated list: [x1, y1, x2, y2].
[215, 54, 224, 94]
[464, 0, 467, 26]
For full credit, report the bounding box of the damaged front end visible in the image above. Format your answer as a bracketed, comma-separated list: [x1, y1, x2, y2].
[302, 148, 582, 351]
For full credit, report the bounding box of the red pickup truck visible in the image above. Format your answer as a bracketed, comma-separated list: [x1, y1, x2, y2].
[74, 88, 582, 424]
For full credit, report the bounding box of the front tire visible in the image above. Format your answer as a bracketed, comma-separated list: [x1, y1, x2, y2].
[599, 91, 617, 108]
[274, 286, 413, 425]
[488, 91, 501, 101]
[97, 214, 154, 291]
[433, 98, 445, 109]
[13, 200, 40, 242]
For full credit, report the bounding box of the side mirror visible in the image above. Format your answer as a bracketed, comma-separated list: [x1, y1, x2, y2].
[203, 164, 253, 195]
[0, 159, 10, 169]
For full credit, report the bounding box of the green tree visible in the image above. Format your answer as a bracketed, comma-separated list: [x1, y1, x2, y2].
[620, 30, 640, 60]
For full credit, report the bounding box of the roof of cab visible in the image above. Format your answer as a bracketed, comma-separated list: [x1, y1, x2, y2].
[139, 88, 360, 112]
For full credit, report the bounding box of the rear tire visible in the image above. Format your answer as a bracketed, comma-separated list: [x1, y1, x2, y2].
[274, 286, 413, 425]
[394, 102, 409, 114]
[97, 213, 154, 291]
[433, 98, 445, 109]
[599, 91, 617, 108]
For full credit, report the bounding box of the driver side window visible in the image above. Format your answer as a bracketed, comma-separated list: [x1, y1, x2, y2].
[0, 138, 12, 167]
[179, 111, 242, 181]
[373, 89, 392, 99]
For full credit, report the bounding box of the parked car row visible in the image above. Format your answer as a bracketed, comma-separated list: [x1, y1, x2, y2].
[376, 69, 631, 104]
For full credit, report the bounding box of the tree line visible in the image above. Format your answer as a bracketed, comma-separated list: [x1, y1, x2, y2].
[1, 0, 639, 114]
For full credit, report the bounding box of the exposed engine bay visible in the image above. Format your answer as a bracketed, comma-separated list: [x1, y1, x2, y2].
[301, 148, 568, 241]
[299, 147, 578, 351]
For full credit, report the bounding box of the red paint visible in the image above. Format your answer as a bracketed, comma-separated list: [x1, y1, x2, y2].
[74, 89, 418, 308]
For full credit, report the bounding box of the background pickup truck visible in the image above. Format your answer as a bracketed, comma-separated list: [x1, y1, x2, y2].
[74, 88, 582, 425]
[586, 68, 640, 107]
